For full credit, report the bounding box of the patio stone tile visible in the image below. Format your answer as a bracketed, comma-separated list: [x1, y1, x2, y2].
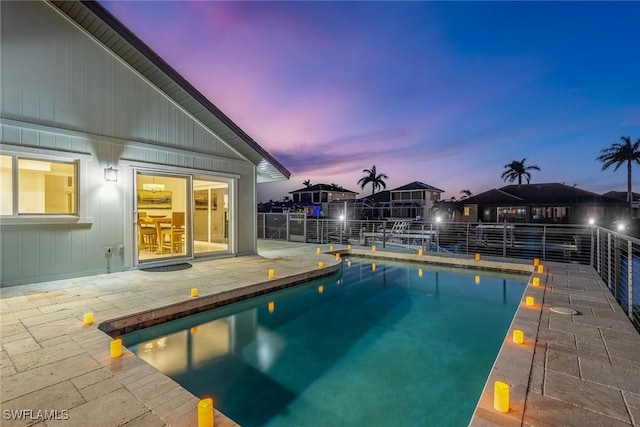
[601, 328, 640, 343]
[121, 411, 167, 426]
[71, 368, 113, 389]
[0, 321, 28, 338]
[625, 390, 640, 409]
[580, 358, 640, 393]
[629, 406, 640, 426]
[1, 381, 84, 419]
[535, 327, 574, 345]
[545, 341, 614, 365]
[2, 336, 41, 356]
[594, 308, 626, 321]
[44, 388, 148, 427]
[575, 334, 606, 351]
[523, 391, 631, 427]
[39, 334, 72, 348]
[79, 376, 124, 401]
[161, 398, 200, 427]
[606, 340, 640, 362]
[544, 370, 631, 423]
[13, 340, 84, 372]
[612, 355, 640, 371]
[574, 313, 639, 332]
[2, 365, 16, 377]
[546, 350, 580, 377]
[0, 307, 39, 320]
[0, 331, 33, 345]
[143, 384, 188, 410]
[153, 389, 198, 419]
[1, 353, 100, 402]
[528, 364, 544, 394]
[27, 317, 85, 342]
[530, 342, 546, 367]
[548, 318, 602, 338]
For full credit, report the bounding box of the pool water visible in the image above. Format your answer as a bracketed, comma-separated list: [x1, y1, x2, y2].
[123, 258, 528, 426]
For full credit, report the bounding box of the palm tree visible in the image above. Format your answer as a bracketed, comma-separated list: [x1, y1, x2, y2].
[358, 165, 388, 195]
[501, 158, 541, 184]
[460, 189, 472, 199]
[597, 136, 640, 216]
[303, 179, 312, 187]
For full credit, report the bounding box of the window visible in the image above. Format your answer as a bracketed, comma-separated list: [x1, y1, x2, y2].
[300, 193, 312, 203]
[1, 154, 78, 216]
[0, 155, 12, 215]
[464, 207, 470, 216]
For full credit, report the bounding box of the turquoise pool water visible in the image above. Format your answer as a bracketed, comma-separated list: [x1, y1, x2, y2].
[123, 258, 528, 426]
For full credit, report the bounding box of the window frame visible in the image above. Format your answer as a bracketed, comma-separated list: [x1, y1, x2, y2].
[0, 147, 93, 225]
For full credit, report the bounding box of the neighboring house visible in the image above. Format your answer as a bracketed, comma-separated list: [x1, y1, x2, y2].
[389, 181, 444, 219]
[460, 183, 624, 224]
[602, 191, 640, 219]
[329, 181, 444, 220]
[290, 184, 358, 217]
[0, 1, 289, 285]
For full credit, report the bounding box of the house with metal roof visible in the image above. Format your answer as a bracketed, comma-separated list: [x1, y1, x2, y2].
[0, 0, 289, 285]
[460, 183, 624, 224]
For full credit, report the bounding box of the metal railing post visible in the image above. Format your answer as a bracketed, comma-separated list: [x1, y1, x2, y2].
[286, 212, 290, 241]
[382, 222, 386, 248]
[628, 240, 633, 320]
[596, 228, 601, 274]
[503, 223, 507, 257]
[607, 233, 612, 293]
[590, 226, 594, 267]
[430, 223, 433, 252]
[304, 215, 307, 243]
[614, 235, 621, 302]
[466, 223, 470, 255]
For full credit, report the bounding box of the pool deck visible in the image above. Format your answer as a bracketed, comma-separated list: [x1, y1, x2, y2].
[1, 240, 639, 426]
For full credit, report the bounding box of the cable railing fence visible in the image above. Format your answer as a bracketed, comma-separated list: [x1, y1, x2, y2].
[594, 226, 640, 331]
[257, 214, 639, 330]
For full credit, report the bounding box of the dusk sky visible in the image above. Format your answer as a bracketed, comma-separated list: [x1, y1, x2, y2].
[102, 1, 640, 202]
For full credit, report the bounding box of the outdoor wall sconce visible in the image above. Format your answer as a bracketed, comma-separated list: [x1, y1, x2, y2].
[104, 167, 118, 182]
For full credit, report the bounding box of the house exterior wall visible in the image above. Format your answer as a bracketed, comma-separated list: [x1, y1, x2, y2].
[0, 1, 259, 285]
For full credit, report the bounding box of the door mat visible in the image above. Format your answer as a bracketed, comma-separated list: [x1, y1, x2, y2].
[140, 263, 192, 272]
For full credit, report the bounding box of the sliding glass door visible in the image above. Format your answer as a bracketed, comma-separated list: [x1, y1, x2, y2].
[193, 179, 229, 256]
[136, 172, 190, 262]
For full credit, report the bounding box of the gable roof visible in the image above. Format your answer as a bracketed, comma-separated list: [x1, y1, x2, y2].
[462, 188, 524, 205]
[51, 0, 289, 182]
[602, 191, 640, 201]
[464, 183, 623, 206]
[359, 190, 391, 203]
[390, 181, 444, 192]
[290, 184, 358, 194]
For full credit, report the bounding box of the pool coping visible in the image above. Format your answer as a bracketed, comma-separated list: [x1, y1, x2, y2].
[98, 262, 342, 337]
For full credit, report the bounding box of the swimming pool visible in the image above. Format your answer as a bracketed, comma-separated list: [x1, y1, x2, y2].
[123, 258, 528, 426]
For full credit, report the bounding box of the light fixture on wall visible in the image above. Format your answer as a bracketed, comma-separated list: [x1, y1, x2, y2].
[104, 167, 118, 182]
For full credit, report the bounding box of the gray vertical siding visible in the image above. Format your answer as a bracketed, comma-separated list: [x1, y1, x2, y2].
[0, 1, 263, 285]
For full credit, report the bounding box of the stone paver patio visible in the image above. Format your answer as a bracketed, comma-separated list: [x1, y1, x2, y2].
[1, 240, 639, 426]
